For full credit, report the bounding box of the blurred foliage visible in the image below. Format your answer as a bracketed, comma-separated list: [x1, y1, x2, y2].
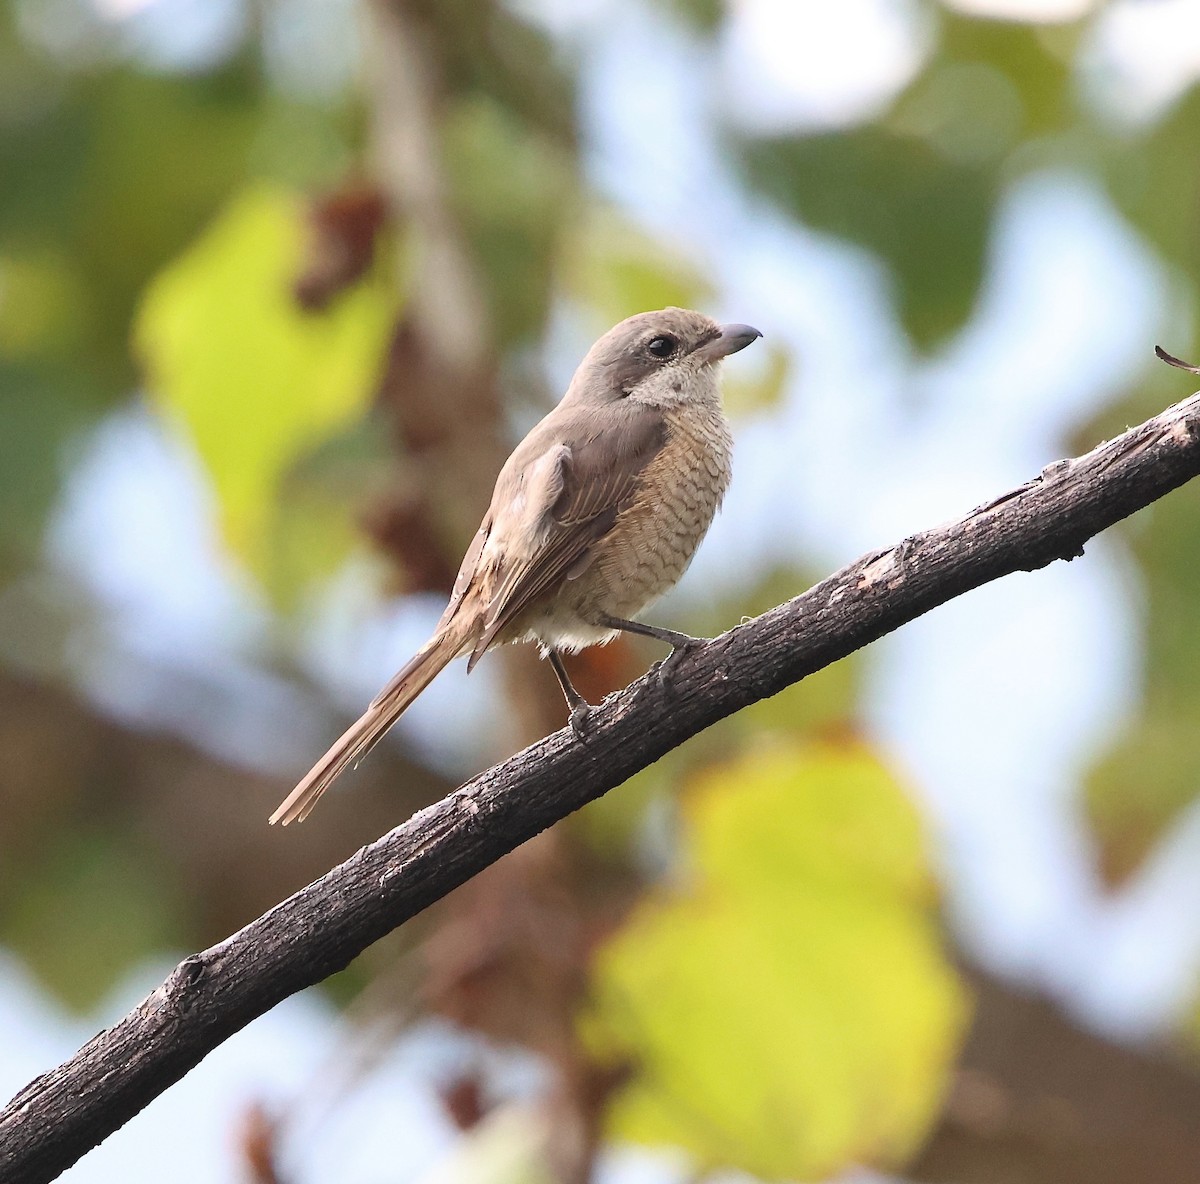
[0, 826, 184, 1011]
[731, 0, 1200, 896]
[410, 0, 578, 145]
[0, 3, 352, 574]
[1083, 486, 1200, 884]
[661, 0, 723, 32]
[417, 1105, 558, 1184]
[745, 126, 996, 348]
[742, 13, 1072, 349]
[5, 0, 1200, 1176]
[443, 94, 577, 346]
[1105, 86, 1200, 275]
[562, 204, 715, 339]
[134, 184, 397, 595]
[721, 338, 791, 417]
[576, 565, 861, 856]
[1079, 85, 1200, 877]
[586, 743, 965, 1178]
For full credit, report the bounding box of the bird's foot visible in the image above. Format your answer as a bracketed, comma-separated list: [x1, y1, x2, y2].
[547, 649, 595, 741]
[654, 636, 704, 694]
[569, 698, 594, 741]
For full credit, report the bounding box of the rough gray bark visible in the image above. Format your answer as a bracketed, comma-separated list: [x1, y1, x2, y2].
[4, 388, 1200, 1181]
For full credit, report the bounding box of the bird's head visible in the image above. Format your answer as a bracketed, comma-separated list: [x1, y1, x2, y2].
[566, 307, 761, 410]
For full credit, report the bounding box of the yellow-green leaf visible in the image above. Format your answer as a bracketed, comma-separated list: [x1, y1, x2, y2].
[585, 742, 966, 1180]
[133, 184, 398, 578]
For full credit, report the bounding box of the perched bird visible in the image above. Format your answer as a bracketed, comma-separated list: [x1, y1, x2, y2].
[270, 307, 760, 825]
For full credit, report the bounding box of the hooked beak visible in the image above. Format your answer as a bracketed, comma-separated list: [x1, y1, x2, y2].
[696, 322, 762, 363]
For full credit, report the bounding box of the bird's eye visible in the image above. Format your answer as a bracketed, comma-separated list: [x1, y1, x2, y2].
[647, 335, 677, 359]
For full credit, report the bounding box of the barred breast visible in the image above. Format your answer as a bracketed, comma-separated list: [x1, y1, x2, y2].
[570, 401, 733, 625]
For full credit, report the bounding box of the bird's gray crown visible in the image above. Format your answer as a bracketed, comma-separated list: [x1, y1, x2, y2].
[565, 307, 756, 407]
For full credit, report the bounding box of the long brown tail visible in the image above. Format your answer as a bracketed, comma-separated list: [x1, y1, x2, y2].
[269, 625, 467, 825]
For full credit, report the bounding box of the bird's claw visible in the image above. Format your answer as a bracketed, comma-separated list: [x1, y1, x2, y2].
[569, 699, 593, 741]
[655, 638, 702, 693]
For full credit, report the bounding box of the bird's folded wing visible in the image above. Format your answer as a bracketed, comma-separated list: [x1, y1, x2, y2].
[466, 403, 667, 665]
[435, 515, 492, 633]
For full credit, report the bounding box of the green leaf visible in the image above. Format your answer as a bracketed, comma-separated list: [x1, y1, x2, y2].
[742, 127, 995, 349]
[736, 15, 1081, 350]
[134, 184, 398, 584]
[585, 742, 966, 1180]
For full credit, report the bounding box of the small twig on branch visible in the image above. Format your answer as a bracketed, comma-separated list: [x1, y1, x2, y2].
[4, 387, 1200, 1181]
[1155, 344, 1200, 374]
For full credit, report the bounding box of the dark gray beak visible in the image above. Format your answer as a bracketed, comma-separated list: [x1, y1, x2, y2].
[698, 323, 763, 362]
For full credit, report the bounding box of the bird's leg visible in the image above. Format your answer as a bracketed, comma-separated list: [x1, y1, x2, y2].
[548, 650, 593, 739]
[599, 614, 700, 649]
[598, 614, 705, 691]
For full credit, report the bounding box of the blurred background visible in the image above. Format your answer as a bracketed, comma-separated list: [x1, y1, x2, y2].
[4, 0, 1200, 1179]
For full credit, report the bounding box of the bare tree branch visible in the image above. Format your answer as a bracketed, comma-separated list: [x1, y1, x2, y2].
[4, 389, 1200, 1181]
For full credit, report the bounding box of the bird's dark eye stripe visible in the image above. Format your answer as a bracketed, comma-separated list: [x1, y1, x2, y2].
[647, 335, 677, 358]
